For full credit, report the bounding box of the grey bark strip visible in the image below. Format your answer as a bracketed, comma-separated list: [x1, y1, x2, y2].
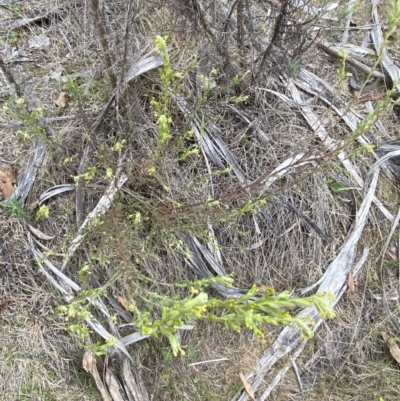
[371, 0, 400, 91]
[28, 233, 134, 361]
[291, 69, 395, 221]
[379, 207, 400, 333]
[12, 141, 47, 203]
[63, 167, 128, 271]
[232, 171, 378, 400]
[316, 40, 387, 80]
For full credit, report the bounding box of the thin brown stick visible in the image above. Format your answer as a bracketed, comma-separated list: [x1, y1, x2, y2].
[237, 0, 244, 50]
[255, 0, 289, 81]
[0, 57, 21, 97]
[121, 0, 133, 87]
[90, 0, 117, 91]
[75, 94, 116, 228]
[191, 0, 231, 70]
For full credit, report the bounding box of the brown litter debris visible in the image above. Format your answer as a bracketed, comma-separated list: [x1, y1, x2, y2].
[0, 164, 17, 199]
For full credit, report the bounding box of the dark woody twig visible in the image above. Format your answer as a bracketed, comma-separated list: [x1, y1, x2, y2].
[90, 0, 117, 92]
[0, 57, 21, 97]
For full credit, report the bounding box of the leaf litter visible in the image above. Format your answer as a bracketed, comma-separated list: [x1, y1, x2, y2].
[0, 169, 14, 199]
[381, 332, 400, 365]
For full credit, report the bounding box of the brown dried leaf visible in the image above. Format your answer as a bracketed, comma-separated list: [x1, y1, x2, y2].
[0, 299, 9, 309]
[358, 93, 385, 103]
[347, 272, 355, 293]
[382, 332, 400, 364]
[3, 164, 17, 184]
[239, 371, 255, 400]
[386, 250, 398, 262]
[28, 199, 39, 211]
[0, 170, 15, 199]
[27, 224, 55, 240]
[117, 295, 127, 309]
[55, 92, 70, 108]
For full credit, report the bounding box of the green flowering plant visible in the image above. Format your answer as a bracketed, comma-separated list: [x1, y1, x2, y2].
[150, 35, 183, 153]
[129, 276, 335, 356]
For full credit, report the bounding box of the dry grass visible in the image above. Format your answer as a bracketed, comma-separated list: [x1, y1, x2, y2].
[0, 216, 100, 400]
[1, 0, 400, 400]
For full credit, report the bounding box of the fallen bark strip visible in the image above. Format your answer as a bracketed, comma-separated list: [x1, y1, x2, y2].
[291, 69, 395, 222]
[259, 247, 369, 401]
[12, 141, 46, 203]
[258, 340, 307, 401]
[184, 234, 246, 298]
[334, 42, 376, 56]
[371, 0, 400, 91]
[316, 40, 387, 81]
[232, 73, 382, 400]
[28, 181, 152, 400]
[63, 166, 128, 271]
[83, 350, 113, 401]
[341, 0, 358, 43]
[286, 79, 388, 291]
[121, 357, 149, 400]
[232, 171, 378, 401]
[0, 59, 49, 203]
[378, 207, 400, 333]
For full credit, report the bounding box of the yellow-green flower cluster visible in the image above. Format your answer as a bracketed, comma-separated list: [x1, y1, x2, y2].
[133, 275, 335, 357]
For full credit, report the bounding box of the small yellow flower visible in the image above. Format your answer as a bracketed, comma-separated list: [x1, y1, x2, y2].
[190, 287, 199, 295]
[194, 305, 207, 317]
